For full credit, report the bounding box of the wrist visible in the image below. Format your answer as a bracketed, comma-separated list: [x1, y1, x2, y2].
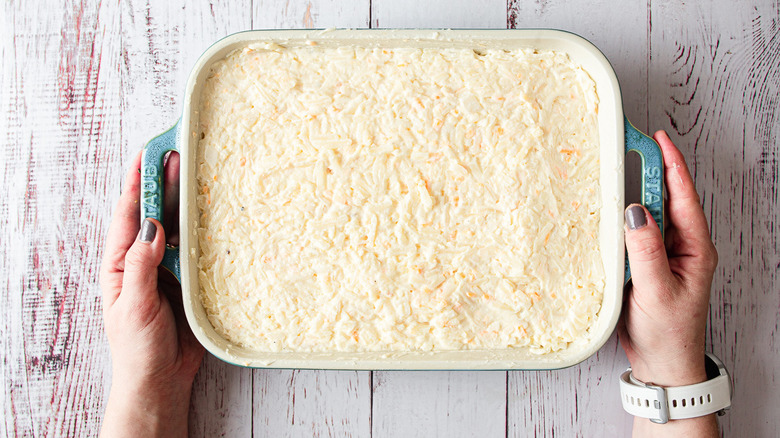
[629, 350, 708, 387]
[112, 365, 197, 396]
[111, 376, 193, 410]
[101, 373, 193, 438]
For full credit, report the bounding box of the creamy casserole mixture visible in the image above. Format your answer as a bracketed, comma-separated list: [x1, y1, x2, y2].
[196, 43, 603, 354]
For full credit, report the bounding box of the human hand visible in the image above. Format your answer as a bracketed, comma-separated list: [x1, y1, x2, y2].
[618, 131, 719, 436]
[99, 151, 204, 438]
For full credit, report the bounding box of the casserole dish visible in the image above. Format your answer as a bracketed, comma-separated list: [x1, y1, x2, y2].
[140, 29, 664, 370]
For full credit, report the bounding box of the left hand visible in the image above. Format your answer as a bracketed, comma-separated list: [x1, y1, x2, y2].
[99, 151, 204, 438]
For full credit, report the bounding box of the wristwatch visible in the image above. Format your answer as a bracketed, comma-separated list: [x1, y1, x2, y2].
[619, 353, 732, 424]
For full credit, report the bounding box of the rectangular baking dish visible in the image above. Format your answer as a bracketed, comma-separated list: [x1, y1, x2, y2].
[140, 29, 664, 370]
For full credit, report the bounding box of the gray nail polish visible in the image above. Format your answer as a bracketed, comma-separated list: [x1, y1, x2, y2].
[140, 219, 157, 242]
[625, 205, 647, 230]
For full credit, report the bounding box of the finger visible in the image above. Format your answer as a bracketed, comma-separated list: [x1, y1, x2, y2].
[121, 218, 166, 306]
[616, 302, 634, 357]
[100, 151, 143, 306]
[159, 268, 204, 362]
[624, 204, 677, 292]
[653, 130, 713, 255]
[163, 151, 181, 246]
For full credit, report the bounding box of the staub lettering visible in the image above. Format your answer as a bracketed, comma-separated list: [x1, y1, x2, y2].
[646, 166, 662, 178]
[142, 175, 160, 218]
[140, 125, 178, 253]
[645, 192, 661, 205]
[644, 166, 662, 206]
[645, 165, 663, 226]
[645, 181, 661, 193]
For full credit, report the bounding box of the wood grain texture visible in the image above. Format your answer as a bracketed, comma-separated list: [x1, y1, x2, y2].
[1, 0, 121, 435]
[188, 354, 253, 438]
[648, 1, 779, 436]
[507, 346, 631, 437]
[253, 370, 371, 437]
[370, 0, 506, 29]
[1, 0, 778, 436]
[372, 371, 507, 438]
[253, 0, 370, 29]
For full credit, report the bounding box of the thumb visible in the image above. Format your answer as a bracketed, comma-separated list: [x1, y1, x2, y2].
[624, 204, 675, 291]
[122, 218, 166, 304]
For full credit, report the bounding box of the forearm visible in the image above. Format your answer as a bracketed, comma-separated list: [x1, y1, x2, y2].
[101, 378, 192, 438]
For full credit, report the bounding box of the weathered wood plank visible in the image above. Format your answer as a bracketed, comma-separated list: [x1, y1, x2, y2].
[253, 0, 371, 29]
[372, 371, 507, 438]
[253, 370, 371, 437]
[0, 5, 11, 431]
[187, 354, 253, 438]
[0, 5, 29, 436]
[0, 0, 122, 436]
[120, 1, 255, 436]
[249, 3, 374, 437]
[120, 0, 254, 134]
[649, 1, 779, 436]
[507, 344, 630, 437]
[370, 0, 506, 28]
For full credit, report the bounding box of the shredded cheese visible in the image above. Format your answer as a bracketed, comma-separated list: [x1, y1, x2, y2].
[196, 44, 604, 354]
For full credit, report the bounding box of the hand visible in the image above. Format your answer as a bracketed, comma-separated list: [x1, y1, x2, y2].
[618, 131, 719, 436]
[99, 151, 204, 438]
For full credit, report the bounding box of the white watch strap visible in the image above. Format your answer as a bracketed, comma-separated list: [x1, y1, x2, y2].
[619, 354, 732, 423]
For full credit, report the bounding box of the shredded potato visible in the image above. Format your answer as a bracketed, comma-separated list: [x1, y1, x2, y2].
[196, 44, 604, 354]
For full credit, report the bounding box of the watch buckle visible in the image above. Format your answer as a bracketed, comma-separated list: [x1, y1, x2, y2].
[645, 383, 670, 424]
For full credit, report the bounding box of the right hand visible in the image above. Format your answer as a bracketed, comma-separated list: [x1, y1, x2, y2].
[618, 130, 719, 385]
[618, 131, 720, 436]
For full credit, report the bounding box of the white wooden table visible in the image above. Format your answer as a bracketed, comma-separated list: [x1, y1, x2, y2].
[2, 1, 778, 436]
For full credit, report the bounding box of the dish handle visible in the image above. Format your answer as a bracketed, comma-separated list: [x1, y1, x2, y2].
[141, 121, 181, 282]
[624, 117, 665, 284]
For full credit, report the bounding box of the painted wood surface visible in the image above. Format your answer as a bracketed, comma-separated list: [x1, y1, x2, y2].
[253, 370, 371, 438]
[253, 0, 370, 29]
[647, 3, 780, 436]
[1, 0, 777, 437]
[372, 371, 508, 438]
[1, 1, 120, 436]
[370, 0, 505, 29]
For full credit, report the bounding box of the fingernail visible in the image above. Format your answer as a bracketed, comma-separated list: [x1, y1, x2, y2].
[625, 205, 647, 230]
[140, 219, 156, 242]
